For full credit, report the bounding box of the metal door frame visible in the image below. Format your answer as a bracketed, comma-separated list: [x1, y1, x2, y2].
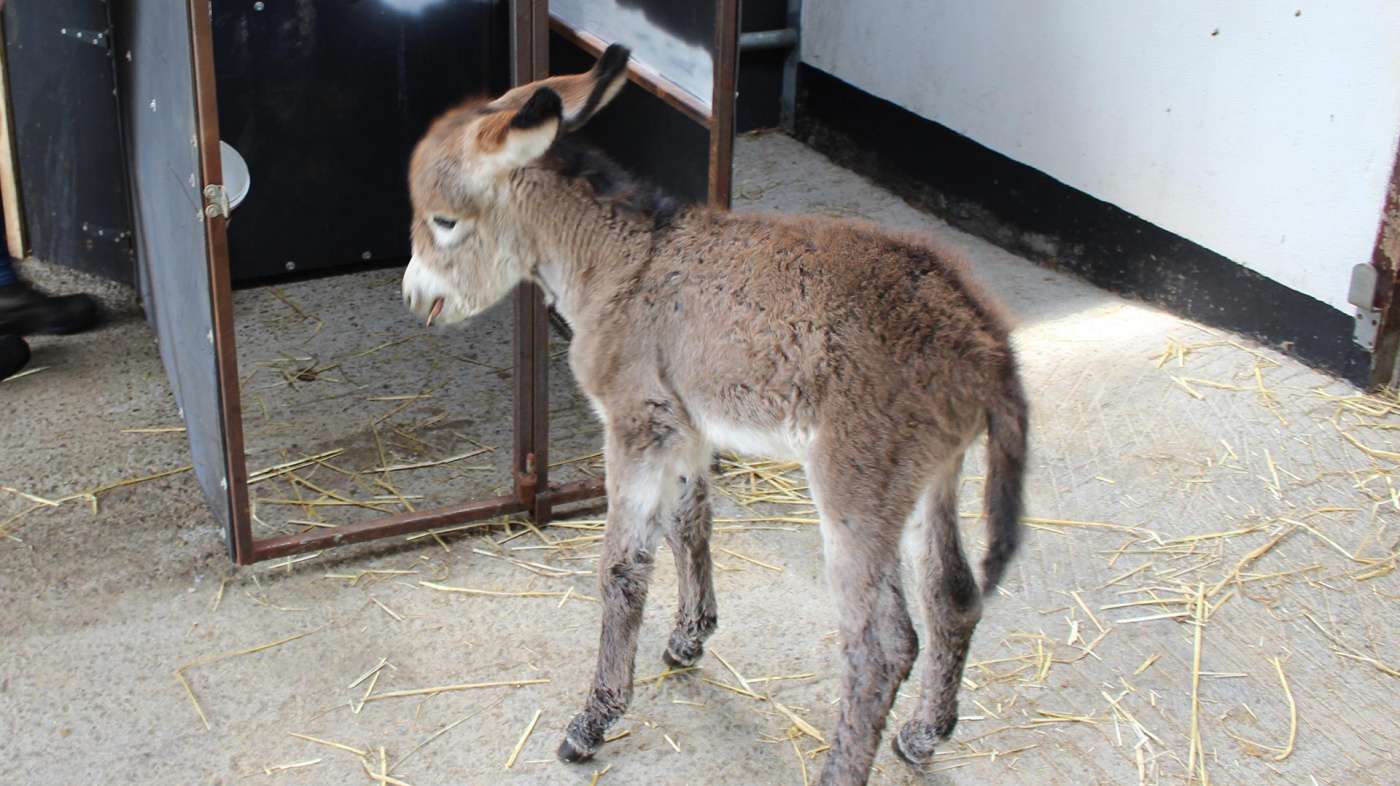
[202, 0, 738, 564]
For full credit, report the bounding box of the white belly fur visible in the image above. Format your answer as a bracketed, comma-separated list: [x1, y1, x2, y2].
[698, 416, 813, 462]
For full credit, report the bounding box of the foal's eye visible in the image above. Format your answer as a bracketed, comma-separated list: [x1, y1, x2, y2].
[431, 216, 458, 230]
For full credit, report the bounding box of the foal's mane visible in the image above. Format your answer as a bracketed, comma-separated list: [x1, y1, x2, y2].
[541, 135, 683, 230]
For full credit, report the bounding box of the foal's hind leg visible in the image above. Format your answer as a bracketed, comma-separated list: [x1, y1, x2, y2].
[662, 474, 717, 668]
[893, 457, 983, 764]
[809, 459, 920, 785]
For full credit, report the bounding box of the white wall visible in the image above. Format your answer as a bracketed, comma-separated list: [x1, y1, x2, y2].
[802, 1, 1400, 313]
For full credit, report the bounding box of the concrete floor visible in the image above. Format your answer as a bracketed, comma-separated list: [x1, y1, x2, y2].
[3, 132, 1399, 786]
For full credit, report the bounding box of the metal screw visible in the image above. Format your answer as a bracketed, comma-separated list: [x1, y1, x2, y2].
[149, 99, 157, 111]
[204, 184, 220, 199]
[205, 204, 220, 218]
[285, 261, 296, 271]
[61, 28, 67, 34]
[361, 251, 372, 260]
[254, 1, 264, 9]
[126, 50, 132, 61]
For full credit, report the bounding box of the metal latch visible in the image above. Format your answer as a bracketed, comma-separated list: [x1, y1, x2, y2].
[203, 184, 231, 220]
[1348, 264, 1383, 351]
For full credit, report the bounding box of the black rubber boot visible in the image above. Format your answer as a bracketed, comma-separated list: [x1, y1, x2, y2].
[0, 281, 99, 336]
[0, 334, 30, 381]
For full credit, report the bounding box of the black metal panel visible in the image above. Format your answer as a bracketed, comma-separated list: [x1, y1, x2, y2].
[736, 0, 787, 133]
[2, 0, 134, 282]
[550, 34, 710, 205]
[210, 0, 509, 281]
[111, 1, 234, 529]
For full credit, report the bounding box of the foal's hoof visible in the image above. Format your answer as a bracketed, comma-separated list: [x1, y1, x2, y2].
[558, 736, 597, 764]
[892, 720, 954, 766]
[662, 642, 704, 669]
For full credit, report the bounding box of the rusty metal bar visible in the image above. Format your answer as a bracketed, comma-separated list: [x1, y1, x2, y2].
[530, 279, 553, 522]
[531, 0, 549, 86]
[247, 476, 606, 563]
[549, 15, 712, 129]
[539, 477, 607, 507]
[708, 0, 740, 208]
[189, 0, 254, 564]
[251, 495, 526, 562]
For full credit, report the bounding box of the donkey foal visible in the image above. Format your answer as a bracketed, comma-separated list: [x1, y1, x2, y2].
[401, 45, 1028, 786]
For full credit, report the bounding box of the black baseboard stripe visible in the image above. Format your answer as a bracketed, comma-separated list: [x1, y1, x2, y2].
[794, 63, 1370, 386]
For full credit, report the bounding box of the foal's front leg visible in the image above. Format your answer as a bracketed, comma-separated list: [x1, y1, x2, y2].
[557, 498, 660, 762]
[559, 407, 697, 762]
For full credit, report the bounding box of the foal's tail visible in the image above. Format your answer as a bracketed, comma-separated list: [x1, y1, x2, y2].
[980, 365, 1028, 596]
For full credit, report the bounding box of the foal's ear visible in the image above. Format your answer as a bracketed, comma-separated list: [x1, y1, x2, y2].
[562, 44, 630, 131]
[476, 87, 563, 172]
[487, 44, 632, 132]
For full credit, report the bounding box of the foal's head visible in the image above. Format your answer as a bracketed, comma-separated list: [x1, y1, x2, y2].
[401, 46, 630, 326]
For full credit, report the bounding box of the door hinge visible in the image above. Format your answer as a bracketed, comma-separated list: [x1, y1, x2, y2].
[203, 184, 230, 220]
[1348, 264, 1383, 351]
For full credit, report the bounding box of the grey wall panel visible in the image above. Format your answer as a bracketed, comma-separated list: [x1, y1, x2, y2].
[112, 1, 234, 535]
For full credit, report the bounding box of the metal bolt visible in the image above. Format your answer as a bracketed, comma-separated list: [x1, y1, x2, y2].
[125, 50, 132, 61]
[220, 478, 228, 491]
[205, 204, 220, 218]
[361, 251, 372, 260]
[207, 329, 214, 344]
[204, 184, 220, 198]
[254, 1, 265, 9]
[285, 261, 296, 271]
[61, 28, 68, 34]
[149, 99, 157, 111]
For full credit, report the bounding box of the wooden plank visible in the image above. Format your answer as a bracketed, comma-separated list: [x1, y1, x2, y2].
[0, 12, 24, 256]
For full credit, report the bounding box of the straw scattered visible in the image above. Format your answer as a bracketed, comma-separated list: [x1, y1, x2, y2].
[288, 732, 367, 756]
[175, 628, 321, 730]
[358, 678, 549, 705]
[505, 710, 543, 768]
